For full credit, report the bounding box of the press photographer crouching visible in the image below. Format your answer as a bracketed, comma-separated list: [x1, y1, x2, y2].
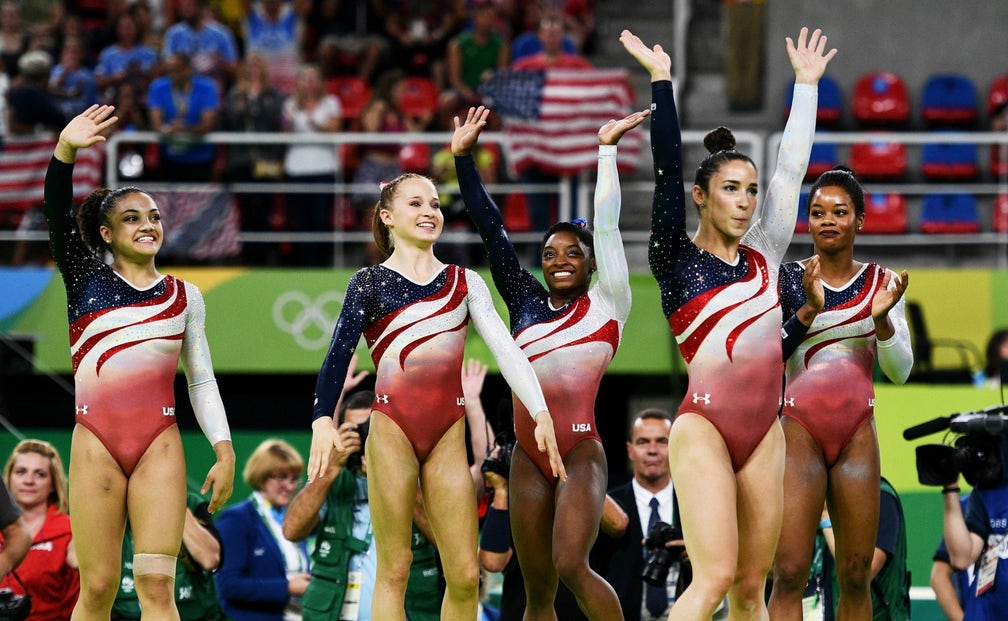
[906, 405, 1008, 620]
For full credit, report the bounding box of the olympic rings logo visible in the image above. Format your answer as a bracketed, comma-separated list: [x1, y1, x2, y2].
[272, 290, 345, 350]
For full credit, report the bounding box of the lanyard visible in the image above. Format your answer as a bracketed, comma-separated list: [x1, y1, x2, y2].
[251, 492, 310, 573]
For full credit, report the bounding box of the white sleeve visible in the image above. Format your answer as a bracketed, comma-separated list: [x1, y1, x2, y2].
[593, 144, 631, 324]
[876, 271, 914, 385]
[180, 283, 232, 445]
[465, 270, 549, 418]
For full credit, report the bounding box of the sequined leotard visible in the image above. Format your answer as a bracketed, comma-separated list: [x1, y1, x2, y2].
[43, 157, 227, 475]
[456, 146, 631, 479]
[649, 80, 817, 471]
[313, 264, 548, 462]
[779, 261, 912, 465]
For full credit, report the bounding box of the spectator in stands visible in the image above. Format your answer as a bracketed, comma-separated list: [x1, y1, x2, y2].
[220, 51, 286, 265]
[444, 0, 508, 111]
[0, 0, 30, 78]
[349, 92, 403, 234]
[382, 0, 462, 86]
[128, 0, 165, 49]
[509, 1, 576, 64]
[162, 0, 239, 90]
[147, 51, 221, 181]
[312, 0, 387, 83]
[49, 35, 98, 118]
[282, 62, 341, 265]
[0, 439, 80, 620]
[94, 11, 160, 102]
[241, 0, 309, 96]
[7, 50, 66, 136]
[215, 439, 311, 621]
[111, 82, 149, 132]
[984, 328, 1008, 387]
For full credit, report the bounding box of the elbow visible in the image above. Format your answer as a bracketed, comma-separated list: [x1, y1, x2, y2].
[281, 522, 305, 543]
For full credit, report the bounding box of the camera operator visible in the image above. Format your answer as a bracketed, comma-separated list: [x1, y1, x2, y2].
[940, 433, 1008, 620]
[0, 480, 30, 581]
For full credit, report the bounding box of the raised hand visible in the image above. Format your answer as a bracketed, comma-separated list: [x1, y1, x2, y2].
[620, 29, 671, 82]
[461, 358, 487, 401]
[599, 109, 651, 146]
[786, 26, 838, 86]
[452, 106, 491, 156]
[342, 353, 369, 395]
[802, 255, 825, 314]
[55, 105, 119, 163]
[872, 269, 909, 321]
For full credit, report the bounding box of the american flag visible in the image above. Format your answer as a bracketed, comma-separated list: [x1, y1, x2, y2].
[150, 185, 242, 261]
[479, 68, 644, 176]
[0, 136, 103, 227]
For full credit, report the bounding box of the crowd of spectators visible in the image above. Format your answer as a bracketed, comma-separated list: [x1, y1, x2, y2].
[0, 0, 598, 266]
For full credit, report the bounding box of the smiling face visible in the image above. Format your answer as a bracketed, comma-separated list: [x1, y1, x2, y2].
[542, 229, 594, 303]
[808, 185, 863, 253]
[100, 191, 163, 261]
[8, 451, 54, 511]
[380, 176, 443, 249]
[694, 158, 759, 241]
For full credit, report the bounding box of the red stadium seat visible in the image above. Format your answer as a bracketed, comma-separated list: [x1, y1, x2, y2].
[987, 74, 1008, 116]
[397, 76, 440, 120]
[920, 74, 979, 128]
[848, 141, 907, 180]
[860, 193, 907, 234]
[851, 72, 911, 127]
[994, 194, 1008, 233]
[326, 76, 373, 123]
[920, 193, 980, 234]
[991, 143, 1008, 177]
[502, 193, 533, 232]
[398, 142, 431, 174]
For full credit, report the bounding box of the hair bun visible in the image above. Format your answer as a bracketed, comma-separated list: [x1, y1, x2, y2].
[703, 126, 736, 154]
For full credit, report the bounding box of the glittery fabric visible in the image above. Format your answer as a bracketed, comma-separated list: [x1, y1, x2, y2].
[779, 261, 912, 466]
[648, 80, 816, 471]
[456, 146, 631, 478]
[313, 264, 547, 461]
[43, 157, 228, 475]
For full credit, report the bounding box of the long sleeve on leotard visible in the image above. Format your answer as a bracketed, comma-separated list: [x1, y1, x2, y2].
[593, 144, 631, 323]
[181, 283, 231, 445]
[647, 80, 688, 282]
[313, 269, 369, 421]
[43, 156, 101, 285]
[455, 153, 547, 319]
[465, 270, 549, 417]
[743, 83, 817, 263]
[876, 273, 913, 384]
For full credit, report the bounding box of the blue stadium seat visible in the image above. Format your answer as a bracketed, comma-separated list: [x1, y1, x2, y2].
[806, 141, 837, 180]
[785, 75, 843, 127]
[921, 140, 980, 180]
[920, 193, 980, 234]
[920, 74, 979, 127]
[794, 192, 809, 233]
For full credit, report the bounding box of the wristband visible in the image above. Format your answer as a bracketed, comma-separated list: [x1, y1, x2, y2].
[479, 506, 511, 553]
[818, 519, 831, 530]
[942, 486, 961, 495]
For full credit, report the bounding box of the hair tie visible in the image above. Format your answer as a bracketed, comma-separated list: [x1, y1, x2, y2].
[378, 180, 389, 190]
[571, 218, 587, 228]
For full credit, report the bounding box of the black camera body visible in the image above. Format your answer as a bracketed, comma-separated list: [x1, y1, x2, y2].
[481, 431, 514, 479]
[905, 405, 1008, 489]
[641, 520, 687, 588]
[345, 420, 370, 473]
[0, 588, 30, 621]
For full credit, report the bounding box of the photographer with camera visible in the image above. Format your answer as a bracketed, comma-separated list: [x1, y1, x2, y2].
[283, 388, 443, 621]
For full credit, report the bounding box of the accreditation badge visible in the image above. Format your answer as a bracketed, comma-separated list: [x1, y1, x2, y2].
[976, 534, 1002, 596]
[339, 570, 364, 620]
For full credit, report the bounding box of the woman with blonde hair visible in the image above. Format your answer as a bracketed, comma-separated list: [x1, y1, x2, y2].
[0, 439, 79, 620]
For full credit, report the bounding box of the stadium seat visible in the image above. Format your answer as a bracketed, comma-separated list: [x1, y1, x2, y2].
[502, 193, 533, 232]
[860, 193, 907, 234]
[785, 75, 843, 127]
[994, 194, 1008, 233]
[398, 142, 431, 174]
[794, 192, 809, 233]
[397, 76, 440, 120]
[326, 76, 372, 123]
[851, 72, 911, 127]
[921, 140, 980, 180]
[991, 143, 1008, 177]
[920, 193, 981, 233]
[987, 74, 1008, 116]
[920, 73, 979, 127]
[806, 142, 838, 180]
[848, 141, 907, 180]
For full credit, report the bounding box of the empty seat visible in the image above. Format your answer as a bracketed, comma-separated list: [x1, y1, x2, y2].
[860, 193, 907, 234]
[785, 75, 843, 127]
[849, 141, 907, 180]
[920, 73, 979, 127]
[397, 76, 439, 120]
[794, 192, 809, 233]
[852, 72, 911, 127]
[920, 193, 980, 233]
[326, 76, 373, 122]
[806, 142, 838, 180]
[921, 141, 980, 180]
[994, 194, 1008, 232]
[987, 74, 1008, 116]
[397, 142, 431, 174]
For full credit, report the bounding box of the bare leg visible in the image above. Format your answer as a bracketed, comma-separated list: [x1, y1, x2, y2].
[128, 426, 186, 621]
[730, 420, 785, 621]
[767, 417, 827, 621]
[419, 417, 480, 621]
[69, 424, 129, 621]
[667, 414, 738, 620]
[509, 444, 558, 621]
[367, 411, 420, 621]
[553, 441, 623, 620]
[828, 421, 880, 621]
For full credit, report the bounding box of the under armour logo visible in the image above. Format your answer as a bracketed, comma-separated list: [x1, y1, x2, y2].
[376, 394, 390, 404]
[75, 405, 88, 415]
[783, 397, 795, 407]
[692, 392, 711, 405]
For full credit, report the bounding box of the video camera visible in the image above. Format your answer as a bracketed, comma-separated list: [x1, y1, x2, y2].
[903, 404, 1008, 488]
[481, 400, 516, 480]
